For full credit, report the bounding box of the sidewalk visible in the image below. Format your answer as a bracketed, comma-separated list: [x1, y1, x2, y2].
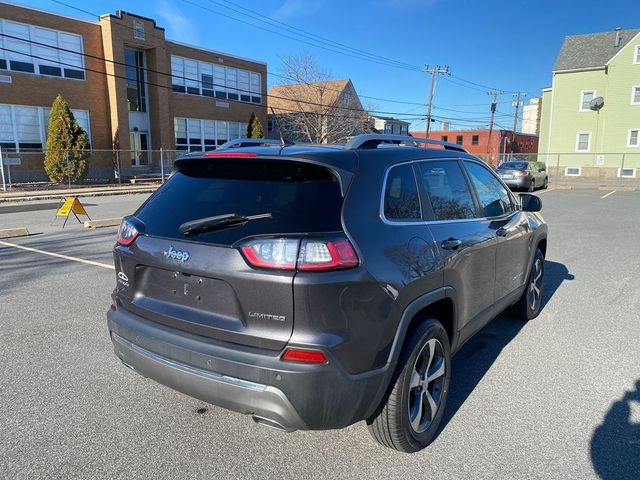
[0, 183, 159, 203]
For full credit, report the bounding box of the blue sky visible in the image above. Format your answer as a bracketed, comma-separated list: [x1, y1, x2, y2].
[12, 0, 638, 131]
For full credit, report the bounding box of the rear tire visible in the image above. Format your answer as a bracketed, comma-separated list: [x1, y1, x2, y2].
[543, 177, 549, 189]
[527, 180, 535, 192]
[513, 249, 545, 321]
[367, 319, 451, 453]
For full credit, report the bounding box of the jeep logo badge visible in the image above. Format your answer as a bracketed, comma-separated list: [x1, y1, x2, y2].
[164, 246, 190, 262]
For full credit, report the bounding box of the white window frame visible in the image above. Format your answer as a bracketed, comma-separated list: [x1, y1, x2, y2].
[169, 55, 262, 104]
[0, 103, 90, 151]
[618, 168, 636, 178]
[627, 128, 640, 147]
[579, 90, 596, 112]
[565, 167, 582, 177]
[0, 19, 85, 80]
[631, 86, 640, 105]
[635, 45, 640, 64]
[174, 116, 246, 151]
[575, 131, 591, 152]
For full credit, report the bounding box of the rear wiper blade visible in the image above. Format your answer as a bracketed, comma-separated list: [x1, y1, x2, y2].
[179, 212, 271, 236]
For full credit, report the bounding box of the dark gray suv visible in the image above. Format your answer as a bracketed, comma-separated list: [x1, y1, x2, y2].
[107, 134, 547, 453]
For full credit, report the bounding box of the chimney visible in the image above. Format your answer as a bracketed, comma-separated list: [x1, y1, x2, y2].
[615, 27, 622, 48]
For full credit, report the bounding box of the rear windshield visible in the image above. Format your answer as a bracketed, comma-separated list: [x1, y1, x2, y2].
[135, 160, 343, 245]
[498, 161, 528, 170]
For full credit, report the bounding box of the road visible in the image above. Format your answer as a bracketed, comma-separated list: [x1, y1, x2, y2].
[1, 189, 638, 479]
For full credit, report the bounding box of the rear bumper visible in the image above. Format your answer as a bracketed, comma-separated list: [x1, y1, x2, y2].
[500, 177, 530, 189]
[107, 306, 390, 431]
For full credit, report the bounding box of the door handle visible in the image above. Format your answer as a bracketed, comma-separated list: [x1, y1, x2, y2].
[496, 227, 508, 237]
[441, 238, 462, 250]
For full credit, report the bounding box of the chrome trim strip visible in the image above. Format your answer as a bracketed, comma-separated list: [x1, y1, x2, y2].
[112, 333, 267, 392]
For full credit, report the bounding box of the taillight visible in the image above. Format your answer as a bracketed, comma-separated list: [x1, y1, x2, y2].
[110, 298, 117, 310]
[239, 237, 359, 272]
[517, 171, 529, 177]
[281, 348, 328, 364]
[240, 239, 299, 270]
[297, 239, 359, 271]
[116, 218, 139, 246]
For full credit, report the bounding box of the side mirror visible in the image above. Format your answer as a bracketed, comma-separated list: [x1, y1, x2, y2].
[519, 193, 542, 212]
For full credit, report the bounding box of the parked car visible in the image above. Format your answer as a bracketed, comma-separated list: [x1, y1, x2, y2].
[107, 134, 547, 453]
[497, 160, 548, 191]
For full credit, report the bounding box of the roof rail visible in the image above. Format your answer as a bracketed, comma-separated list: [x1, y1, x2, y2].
[344, 134, 467, 153]
[216, 138, 289, 150]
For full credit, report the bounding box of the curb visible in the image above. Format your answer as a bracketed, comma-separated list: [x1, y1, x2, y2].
[0, 227, 30, 239]
[0, 186, 157, 203]
[84, 218, 122, 229]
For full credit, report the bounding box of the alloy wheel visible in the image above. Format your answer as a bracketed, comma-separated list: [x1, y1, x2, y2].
[407, 338, 446, 433]
[529, 258, 543, 310]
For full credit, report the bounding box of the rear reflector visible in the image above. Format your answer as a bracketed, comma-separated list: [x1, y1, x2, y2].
[203, 152, 257, 158]
[281, 348, 328, 364]
[110, 298, 117, 310]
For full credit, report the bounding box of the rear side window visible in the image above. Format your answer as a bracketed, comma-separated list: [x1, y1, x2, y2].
[417, 161, 476, 221]
[464, 161, 514, 217]
[136, 160, 343, 245]
[383, 164, 421, 221]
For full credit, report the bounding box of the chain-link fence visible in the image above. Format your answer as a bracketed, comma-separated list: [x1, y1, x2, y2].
[0, 148, 186, 191]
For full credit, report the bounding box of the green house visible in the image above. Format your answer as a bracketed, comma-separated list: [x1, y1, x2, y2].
[539, 28, 640, 179]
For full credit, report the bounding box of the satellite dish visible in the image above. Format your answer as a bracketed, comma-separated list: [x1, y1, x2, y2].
[589, 97, 605, 111]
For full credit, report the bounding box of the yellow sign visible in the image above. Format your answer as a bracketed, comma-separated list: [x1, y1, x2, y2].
[56, 197, 87, 216]
[53, 197, 90, 228]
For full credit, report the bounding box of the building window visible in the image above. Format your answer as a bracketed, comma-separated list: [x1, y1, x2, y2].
[456, 135, 463, 145]
[0, 19, 85, 80]
[575, 132, 591, 152]
[133, 21, 145, 40]
[174, 117, 248, 151]
[580, 91, 595, 111]
[441, 135, 448, 142]
[628, 129, 640, 147]
[471, 134, 479, 145]
[124, 48, 146, 112]
[631, 86, 640, 105]
[170, 55, 262, 104]
[0, 103, 90, 151]
[635, 45, 640, 64]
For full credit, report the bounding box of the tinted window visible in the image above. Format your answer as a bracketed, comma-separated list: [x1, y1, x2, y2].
[498, 161, 527, 170]
[136, 160, 343, 245]
[465, 161, 513, 217]
[383, 164, 421, 221]
[418, 161, 476, 221]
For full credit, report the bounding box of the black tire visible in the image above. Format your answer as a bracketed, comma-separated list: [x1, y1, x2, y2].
[543, 177, 549, 189]
[527, 179, 535, 192]
[513, 249, 545, 321]
[367, 319, 451, 453]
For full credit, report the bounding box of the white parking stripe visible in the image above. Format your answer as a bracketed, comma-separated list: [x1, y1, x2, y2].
[535, 188, 555, 194]
[0, 240, 115, 270]
[600, 190, 617, 199]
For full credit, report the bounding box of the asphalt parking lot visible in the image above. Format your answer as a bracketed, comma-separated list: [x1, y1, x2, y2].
[1, 189, 639, 480]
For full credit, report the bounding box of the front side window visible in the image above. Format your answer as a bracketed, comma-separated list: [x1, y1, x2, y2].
[576, 132, 591, 152]
[628, 129, 639, 147]
[580, 91, 595, 111]
[418, 161, 476, 221]
[464, 161, 513, 217]
[383, 163, 421, 221]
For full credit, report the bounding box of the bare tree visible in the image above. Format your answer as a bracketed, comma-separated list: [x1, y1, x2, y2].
[270, 53, 368, 144]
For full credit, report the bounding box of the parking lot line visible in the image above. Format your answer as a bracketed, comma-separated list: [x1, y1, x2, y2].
[600, 190, 617, 199]
[0, 239, 115, 270]
[535, 188, 555, 194]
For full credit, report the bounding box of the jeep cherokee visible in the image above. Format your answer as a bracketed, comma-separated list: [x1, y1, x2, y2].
[107, 134, 547, 453]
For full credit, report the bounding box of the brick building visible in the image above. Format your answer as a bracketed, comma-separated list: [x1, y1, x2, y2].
[412, 129, 539, 165]
[0, 2, 267, 181]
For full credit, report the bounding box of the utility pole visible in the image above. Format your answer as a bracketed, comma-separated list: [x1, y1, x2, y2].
[423, 65, 450, 137]
[510, 92, 526, 156]
[486, 91, 502, 154]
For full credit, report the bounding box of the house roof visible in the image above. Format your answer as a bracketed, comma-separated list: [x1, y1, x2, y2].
[268, 79, 357, 113]
[369, 115, 411, 125]
[553, 29, 640, 71]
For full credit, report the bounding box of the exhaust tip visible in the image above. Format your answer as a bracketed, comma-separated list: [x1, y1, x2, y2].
[252, 415, 293, 432]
